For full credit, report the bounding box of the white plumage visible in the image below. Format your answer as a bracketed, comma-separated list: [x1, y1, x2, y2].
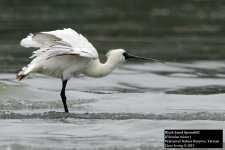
[17, 28, 164, 112]
[18, 28, 106, 80]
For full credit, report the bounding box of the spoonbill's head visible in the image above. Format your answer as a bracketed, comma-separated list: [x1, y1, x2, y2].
[107, 49, 165, 64]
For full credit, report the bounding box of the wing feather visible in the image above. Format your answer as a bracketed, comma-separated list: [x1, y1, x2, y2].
[21, 28, 98, 59]
[32, 32, 61, 47]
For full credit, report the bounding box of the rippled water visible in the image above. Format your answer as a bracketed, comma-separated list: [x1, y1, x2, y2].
[0, 62, 225, 149]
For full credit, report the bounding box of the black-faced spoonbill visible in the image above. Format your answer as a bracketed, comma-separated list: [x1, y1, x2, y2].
[16, 28, 164, 113]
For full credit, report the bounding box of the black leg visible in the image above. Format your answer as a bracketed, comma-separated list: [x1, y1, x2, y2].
[60, 80, 69, 113]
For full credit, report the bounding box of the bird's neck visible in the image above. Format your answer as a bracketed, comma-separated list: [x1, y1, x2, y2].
[83, 58, 123, 78]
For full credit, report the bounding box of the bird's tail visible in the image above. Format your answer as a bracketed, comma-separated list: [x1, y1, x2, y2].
[16, 65, 29, 81]
[16, 72, 28, 81]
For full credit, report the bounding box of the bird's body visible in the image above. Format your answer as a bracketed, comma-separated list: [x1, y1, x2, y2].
[17, 28, 164, 112]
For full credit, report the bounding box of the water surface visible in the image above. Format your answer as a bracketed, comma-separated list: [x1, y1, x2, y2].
[1, 0, 225, 149]
[1, 62, 225, 149]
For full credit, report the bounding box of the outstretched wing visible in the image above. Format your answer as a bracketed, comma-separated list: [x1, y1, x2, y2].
[20, 28, 99, 59]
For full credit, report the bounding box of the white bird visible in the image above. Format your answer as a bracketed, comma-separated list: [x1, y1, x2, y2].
[16, 28, 164, 113]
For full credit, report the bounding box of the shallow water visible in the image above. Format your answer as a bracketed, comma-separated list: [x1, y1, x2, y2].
[1, 0, 225, 149]
[0, 61, 225, 149]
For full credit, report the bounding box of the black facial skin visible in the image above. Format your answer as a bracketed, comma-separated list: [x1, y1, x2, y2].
[123, 52, 133, 60]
